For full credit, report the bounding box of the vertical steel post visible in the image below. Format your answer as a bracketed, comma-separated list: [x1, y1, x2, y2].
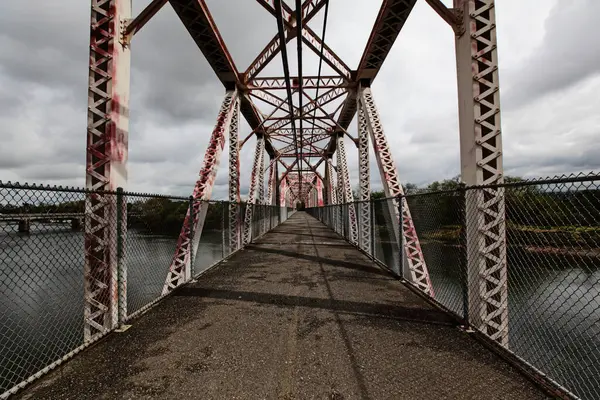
[458, 183, 469, 324]
[357, 99, 372, 252]
[370, 200, 375, 260]
[84, 0, 131, 341]
[454, 0, 508, 346]
[324, 159, 331, 205]
[273, 162, 280, 207]
[188, 196, 195, 277]
[221, 202, 225, 258]
[116, 187, 126, 325]
[397, 195, 404, 278]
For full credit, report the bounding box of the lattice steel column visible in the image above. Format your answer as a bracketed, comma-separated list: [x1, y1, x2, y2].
[316, 177, 324, 207]
[358, 86, 433, 295]
[257, 150, 266, 233]
[357, 102, 372, 252]
[272, 161, 280, 206]
[326, 158, 339, 232]
[228, 97, 241, 253]
[84, 0, 131, 341]
[163, 90, 237, 294]
[280, 177, 288, 207]
[266, 160, 275, 205]
[243, 136, 265, 245]
[454, 0, 508, 346]
[336, 135, 358, 244]
[326, 158, 337, 205]
[258, 148, 266, 205]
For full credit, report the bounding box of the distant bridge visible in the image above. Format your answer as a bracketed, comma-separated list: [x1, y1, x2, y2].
[0, 213, 83, 233]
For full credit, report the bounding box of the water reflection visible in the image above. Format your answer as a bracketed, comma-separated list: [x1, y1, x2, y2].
[0, 225, 224, 392]
[421, 241, 600, 399]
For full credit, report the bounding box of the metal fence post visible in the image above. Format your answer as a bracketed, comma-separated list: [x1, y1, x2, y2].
[371, 200, 375, 259]
[459, 184, 469, 325]
[116, 187, 126, 325]
[398, 195, 404, 280]
[188, 196, 195, 278]
[221, 202, 225, 258]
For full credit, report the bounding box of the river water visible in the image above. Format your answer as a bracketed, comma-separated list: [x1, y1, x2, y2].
[375, 238, 600, 399]
[0, 223, 224, 394]
[2, 224, 600, 398]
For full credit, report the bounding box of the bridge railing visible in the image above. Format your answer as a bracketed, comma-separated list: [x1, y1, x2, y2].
[0, 181, 291, 398]
[308, 172, 600, 400]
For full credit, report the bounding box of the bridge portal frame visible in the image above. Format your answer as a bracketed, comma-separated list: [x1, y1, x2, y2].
[83, 0, 507, 346]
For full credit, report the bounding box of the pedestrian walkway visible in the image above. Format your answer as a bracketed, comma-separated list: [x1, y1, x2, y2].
[15, 212, 548, 399]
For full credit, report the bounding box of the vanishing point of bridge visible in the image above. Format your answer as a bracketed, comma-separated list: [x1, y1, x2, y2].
[1, 0, 599, 399]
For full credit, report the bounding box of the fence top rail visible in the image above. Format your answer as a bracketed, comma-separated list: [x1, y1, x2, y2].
[403, 171, 600, 198]
[466, 171, 600, 191]
[306, 171, 599, 207]
[0, 180, 190, 200]
[0, 181, 292, 206]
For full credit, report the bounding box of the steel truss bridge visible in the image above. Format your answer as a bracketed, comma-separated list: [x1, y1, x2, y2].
[86, 0, 505, 351]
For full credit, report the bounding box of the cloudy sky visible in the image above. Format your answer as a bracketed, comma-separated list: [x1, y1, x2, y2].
[0, 0, 599, 199]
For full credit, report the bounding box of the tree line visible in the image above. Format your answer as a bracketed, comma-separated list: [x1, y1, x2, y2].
[366, 175, 600, 229]
[1, 198, 243, 236]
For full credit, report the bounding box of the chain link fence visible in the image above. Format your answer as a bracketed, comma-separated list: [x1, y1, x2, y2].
[0, 181, 292, 397]
[308, 173, 600, 400]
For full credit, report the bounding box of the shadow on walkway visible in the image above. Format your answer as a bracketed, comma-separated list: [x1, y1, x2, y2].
[15, 212, 550, 400]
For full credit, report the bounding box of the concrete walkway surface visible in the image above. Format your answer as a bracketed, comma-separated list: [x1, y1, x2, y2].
[15, 212, 549, 400]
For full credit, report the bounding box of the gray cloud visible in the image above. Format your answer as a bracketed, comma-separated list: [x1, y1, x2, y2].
[0, 0, 599, 203]
[503, 0, 600, 107]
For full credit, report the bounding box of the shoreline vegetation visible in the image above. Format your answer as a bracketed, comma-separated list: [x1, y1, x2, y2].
[368, 175, 600, 264]
[3, 175, 598, 261]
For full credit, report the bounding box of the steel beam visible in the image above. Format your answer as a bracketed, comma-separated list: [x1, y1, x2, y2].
[125, 0, 167, 38]
[168, 0, 275, 157]
[425, 0, 464, 35]
[84, 0, 131, 341]
[326, 0, 418, 158]
[454, 0, 508, 346]
[266, 87, 346, 133]
[248, 76, 350, 90]
[162, 90, 237, 294]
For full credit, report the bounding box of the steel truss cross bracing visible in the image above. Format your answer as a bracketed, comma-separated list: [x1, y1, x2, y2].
[83, 0, 507, 349]
[163, 90, 238, 294]
[243, 136, 265, 245]
[358, 87, 433, 295]
[336, 136, 358, 244]
[357, 101, 371, 252]
[228, 97, 241, 253]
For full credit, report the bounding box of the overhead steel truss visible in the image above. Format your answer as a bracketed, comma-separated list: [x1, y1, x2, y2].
[85, 0, 507, 346]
